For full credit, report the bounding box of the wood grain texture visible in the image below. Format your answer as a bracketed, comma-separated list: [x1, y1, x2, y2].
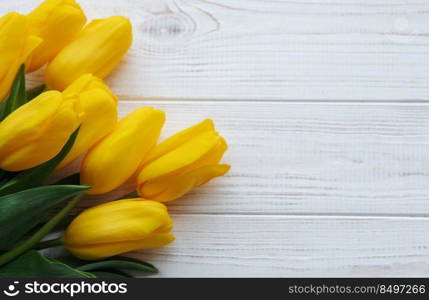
[2, 0, 429, 277]
[74, 101, 429, 216]
[129, 215, 429, 277]
[4, 0, 429, 100]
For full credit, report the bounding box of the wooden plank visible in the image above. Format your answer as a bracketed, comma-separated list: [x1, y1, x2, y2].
[4, 0, 429, 101]
[75, 101, 429, 216]
[128, 214, 429, 277]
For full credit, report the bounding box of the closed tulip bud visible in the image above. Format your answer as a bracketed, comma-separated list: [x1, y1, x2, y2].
[64, 199, 174, 260]
[0, 91, 80, 171]
[63, 73, 118, 103]
[81, 107, 165, 195]
[26, 0, 87, 72]
[137, 119, 230, 202]
[57, 74, 118, 169]
[0, 12, 41, 100]
[45, 16, 132, 90]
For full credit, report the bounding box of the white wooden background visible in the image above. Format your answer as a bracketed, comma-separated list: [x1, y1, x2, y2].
[4, 0, 429, 277]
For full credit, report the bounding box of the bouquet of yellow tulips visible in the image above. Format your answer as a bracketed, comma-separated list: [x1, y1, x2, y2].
[0, 0, 229, 278]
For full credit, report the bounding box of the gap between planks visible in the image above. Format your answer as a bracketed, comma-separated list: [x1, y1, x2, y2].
[119, 98, 429, 104]
[166, 213, 429, 221]
[160, 213, 429, 219]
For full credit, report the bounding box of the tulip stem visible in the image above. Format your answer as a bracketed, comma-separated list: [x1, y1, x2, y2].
[0, 194, 83, 267]
[33, 237, 64, 250]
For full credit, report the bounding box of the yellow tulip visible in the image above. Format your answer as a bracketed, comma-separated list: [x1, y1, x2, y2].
[0, 12, 41, 100]
[45, 16, 132, 90]
[57, 74, 118, 169]
[26, 0, 87, 72]
[137, 119, 230, 202]
[63, 73, 117, 104]
[64, 199, 174, 260]
[0, 91, 80, 171]
[81, 107, 165, 195]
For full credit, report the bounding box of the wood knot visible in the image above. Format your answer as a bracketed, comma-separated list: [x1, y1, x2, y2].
[141, 14, 194, 45]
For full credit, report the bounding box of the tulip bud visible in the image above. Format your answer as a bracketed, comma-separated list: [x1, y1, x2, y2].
[81, 107, 165, 195]
[0, 12, 41, 100]
[137, 119, 230, 202]
[56, 74, 118, 169]
[64, 199, 174, 260]
[0, 91, 80, 171]
[45, 16, 132, 90]
[63, 73, 117, 103]
[26, 0, 87, 72]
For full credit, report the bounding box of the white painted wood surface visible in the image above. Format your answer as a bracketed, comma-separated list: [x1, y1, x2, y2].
[3, 0, 429, 277]
[11, 0, 429, 101]
[131, 215, 429, 277]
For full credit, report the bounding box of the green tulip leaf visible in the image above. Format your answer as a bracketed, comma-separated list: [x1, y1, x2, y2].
[0, 185, 89, 249]
[29, 215, 77, 240]
[0, 65, 26, 121]
[0, 170, 14, 186]
[26, 84, 46, 101]
[50, 214, 77, 231]
[77, 259, 158, 274]
[0, 127, 80, 196]
[54, 255, 86, 267]
[58, 255, 157, 275]
[92, 270, 133, 278]
[113, 256, 158, 272]
[0, 250, 94, 278]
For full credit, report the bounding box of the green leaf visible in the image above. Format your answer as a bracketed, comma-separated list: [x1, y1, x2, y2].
[93, 270, 133, 278]
[57, 255, 157, 275]
[26, 84, 45, 101]
[51, 214, 77, 231]
[0, 250, 94, 278]
[0, 185, 89, 249]
[77, 258, 158, 274]
[0, 65, 26, 121]
[54, 255, 84, 267]
[0, 127, 80, 196]
[0, 170, 14, 186]
[29, 214, 77, 237]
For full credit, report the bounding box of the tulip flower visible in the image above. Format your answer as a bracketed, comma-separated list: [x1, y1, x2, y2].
[137, 119, 230, 202]
[62, 73, 117, 104]
[81, 107, 165, 195]
[0, 12, 41, 100]
[26, 0, 87, 72]
[45, 16, 132, 90]
[57, 74, 118, 169]
[64, 199, 174, 260]
[0, 91, 80, 171]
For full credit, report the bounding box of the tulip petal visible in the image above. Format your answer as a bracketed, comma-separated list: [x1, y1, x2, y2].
[26, 0, 87, 72]
[45, 16, 132, 90]
[144, 119, 214, 164]
[0, 94, 80, 171]
[65, 200, 172, 245]
[138, 131, 221, 183]
[67, 233, 175, 261]
[0, 13, 42, 100]
[140, 164, 230, 202]
[63, 73, 118, 103]
[180, 136, 228, 173]
[0, 91, 80, 170]
[138, 137, 228, 199]
[64, 199, 174, 260]
[57, 89, 117, 169]
[80, 107, 165, 194]
[0, 91, 61, 153]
